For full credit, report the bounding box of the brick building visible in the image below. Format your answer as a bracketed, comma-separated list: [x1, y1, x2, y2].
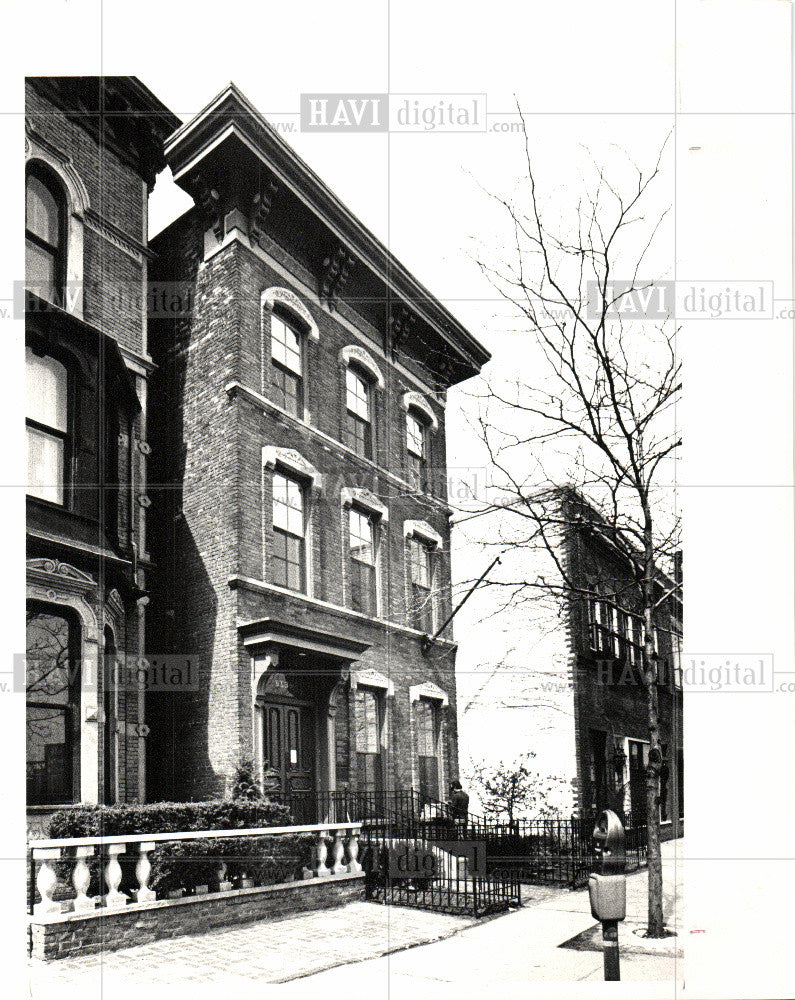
[145, 84, 491, 806]
[24, 77, 179, 826]
[456, 492, 683, 838]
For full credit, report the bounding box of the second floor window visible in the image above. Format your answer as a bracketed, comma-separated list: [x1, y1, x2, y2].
[26, 347, 69, 505]
[349, 508, 377, 615]
[270, 313, 303, 417]
[409, 536, 434, 632]
[26, 166, 65, 303]
[344, 367, 372, 459]
[406, 411, 428, 489]
[272, 472, 305, 592]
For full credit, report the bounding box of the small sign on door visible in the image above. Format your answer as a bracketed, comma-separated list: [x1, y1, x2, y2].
[290, 749, 298, 765]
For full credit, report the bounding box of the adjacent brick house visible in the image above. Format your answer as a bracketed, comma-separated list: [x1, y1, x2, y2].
[144, 84, 491, 806]
[457, 492, 683, 838]
[24, 77, 180, 829]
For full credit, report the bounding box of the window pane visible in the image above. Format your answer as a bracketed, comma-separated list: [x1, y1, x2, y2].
[345, 412, 372, 459]
[406, 413, 425, 458]
[27, 426, 64, 504]
[273, 473, 304, 535]
[26, 240, 57, 300]
[410, 538, 431, 587]
[26, 607, 77, 805]
[271, 362, 302, 417]
[271, 315, 302, 375]
[26, 348, 67, 431]
[359, 690, 380, 753]
[346, 368, 370, 421]
[349, 509, 374, 564]
[26, 174, 60, 246]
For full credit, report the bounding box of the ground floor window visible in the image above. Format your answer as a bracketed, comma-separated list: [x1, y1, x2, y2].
[415, 697, 440, 800]
[356, 687, 384, 794]
[26, 602, 80, 805]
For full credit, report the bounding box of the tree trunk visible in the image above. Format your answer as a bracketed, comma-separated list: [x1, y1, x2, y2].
[643, 515, 665, 937]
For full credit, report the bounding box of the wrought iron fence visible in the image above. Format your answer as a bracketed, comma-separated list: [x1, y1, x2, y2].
[359, 835, 521, 917]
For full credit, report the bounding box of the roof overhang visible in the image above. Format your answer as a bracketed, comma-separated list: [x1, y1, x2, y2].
[162, 83, 491, 385]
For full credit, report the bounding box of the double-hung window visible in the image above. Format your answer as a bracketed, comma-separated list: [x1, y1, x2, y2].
[415, 698, 439, 800]
[26, 347, 69, 505]
[272, 472, 306, 592]
[408, 536, 434, 633]
[344, 367, 372, 459]
[26, 165, 65, 303]
[406, 411, 427, 490]
[349, 508, 377, 615]
[270, 312, 303, 417]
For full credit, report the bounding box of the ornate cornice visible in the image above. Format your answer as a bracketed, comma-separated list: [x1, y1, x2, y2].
[341, 487, 389, 521]
[338, 345, 384, 388]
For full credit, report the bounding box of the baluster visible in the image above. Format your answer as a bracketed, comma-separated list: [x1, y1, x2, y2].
[314, 832, 330, 877]
[103, 842, 129, 908]
[346, 829, 362, 873]
[217, 860, 232, 892]
[330, 829, 346, 874]
[72, 846, 96, 912]
[134, 842, 156, 903]
[34, 848, 61, 916]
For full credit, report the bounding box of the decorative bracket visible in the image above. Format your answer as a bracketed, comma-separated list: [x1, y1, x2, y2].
[249, 174, 279, 245]
[320, 246, 356, 309]
[389, 304, 416, 359]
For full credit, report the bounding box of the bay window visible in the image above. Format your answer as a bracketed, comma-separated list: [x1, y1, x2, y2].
[26, 347, 69, 504]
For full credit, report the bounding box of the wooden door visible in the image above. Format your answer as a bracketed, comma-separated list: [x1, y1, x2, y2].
[262, 700, 315, 796]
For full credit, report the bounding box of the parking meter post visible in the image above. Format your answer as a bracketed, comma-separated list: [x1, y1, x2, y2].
[592, 809, 627, 982]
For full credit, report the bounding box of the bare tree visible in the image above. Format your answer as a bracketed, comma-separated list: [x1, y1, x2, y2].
[464, 120, 680, 936]
[469, 752, 568, 827]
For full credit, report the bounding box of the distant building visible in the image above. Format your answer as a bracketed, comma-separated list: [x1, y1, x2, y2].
[456, 491, 683, 837]
[144, 84, 491, 806]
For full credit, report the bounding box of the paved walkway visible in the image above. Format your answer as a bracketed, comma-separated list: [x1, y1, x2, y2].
[29, 839, 684, 999]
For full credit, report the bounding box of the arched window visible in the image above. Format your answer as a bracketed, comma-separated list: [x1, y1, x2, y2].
[26, 346, 70, 505]
[26, 164, 66, 303]
[26, 602, 81, 805]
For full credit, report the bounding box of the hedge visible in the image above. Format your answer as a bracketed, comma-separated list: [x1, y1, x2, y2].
[40, 799, 314, 901]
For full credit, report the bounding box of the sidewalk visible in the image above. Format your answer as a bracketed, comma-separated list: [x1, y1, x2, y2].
[29, 839, 684, 999]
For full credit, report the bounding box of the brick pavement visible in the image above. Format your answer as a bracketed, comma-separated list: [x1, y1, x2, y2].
[29, 900, 475, 998]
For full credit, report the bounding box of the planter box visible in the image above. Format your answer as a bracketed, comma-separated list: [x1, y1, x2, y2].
[167, 889, 185, 900]
[194, 885, 209, 896]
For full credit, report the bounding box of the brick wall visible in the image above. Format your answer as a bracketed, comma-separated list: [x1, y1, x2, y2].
[29, 874, 366, 961]
[146, 212, 461, 801]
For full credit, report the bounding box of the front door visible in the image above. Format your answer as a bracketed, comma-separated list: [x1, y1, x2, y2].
[262, 699, 315, 797]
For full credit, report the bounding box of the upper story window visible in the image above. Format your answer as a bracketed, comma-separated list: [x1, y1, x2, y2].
[26, 165, 66, 303]
[271, 471, 306, 592]
[408, 536, 434, 633]
[270, 311, 304, 417]
[344, 367, 373, 460]
[406, 410, 428, 489]
[26, 347, 69, 505]
[349, 507, 377, 616]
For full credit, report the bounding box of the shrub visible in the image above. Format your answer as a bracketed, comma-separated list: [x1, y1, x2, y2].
[44, 799, 301, 900]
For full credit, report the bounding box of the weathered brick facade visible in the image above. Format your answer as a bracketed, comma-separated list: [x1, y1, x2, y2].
[145, 84, 490, 805]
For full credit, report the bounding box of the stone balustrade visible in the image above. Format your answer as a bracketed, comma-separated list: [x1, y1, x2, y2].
[29, 822, 363, 917]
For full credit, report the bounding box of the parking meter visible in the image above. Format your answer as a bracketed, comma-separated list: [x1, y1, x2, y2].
[589, 809, 627, 981]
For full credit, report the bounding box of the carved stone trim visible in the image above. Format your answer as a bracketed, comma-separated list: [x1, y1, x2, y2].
[262, 446, 323, 494]
[402, 391, 438, 430]
[350, 668, 394, 697]
[340, 487, 388, 522]
[409, 681, 448, 707]
[27, 558, 97, 594]
[105, 588, 125, 623]
[261, 287, 319, 340]
[403, 520, 443, 549]
[26, 131, 91, 217]
[338, 345, 384, 388]
[84, 211, 145, 264]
